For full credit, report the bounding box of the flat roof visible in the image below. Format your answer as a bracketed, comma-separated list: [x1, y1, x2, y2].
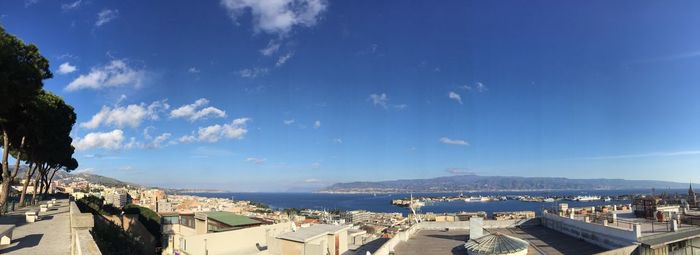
[277, 224, 349, 243]
[201, 211, 261, 227]
[392, 226, 607, 255]
[639, 228, 700, 248]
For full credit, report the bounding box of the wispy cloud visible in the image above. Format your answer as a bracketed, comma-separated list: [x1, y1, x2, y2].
[446, 168, 474, 175]
[61, 0, 82, 11]
[260, 40, 281, 56]
[276, 52, 294, 67]
[95, 9, 119, 27]
[188, 67, 200, 73]
[631, 51, 700, 64]
[245, 157, 267, 165]
[448, 91, 462, 104]
[440, 137, 469, 146]
[304, 178, 320, 183]
[461, 82, 488, 92]
[310, 162, 321, 169]
[238, 67, 268, 78]
[368, 93, 407, 110]
[583, 150, 700, 160]
[313, 120, 321, 129]
[369, 93, 388, 108]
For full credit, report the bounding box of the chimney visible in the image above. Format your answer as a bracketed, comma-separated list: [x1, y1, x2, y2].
[469, 217, 484, 239]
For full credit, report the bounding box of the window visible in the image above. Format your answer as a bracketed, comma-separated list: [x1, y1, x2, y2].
[180, 215, 195, 228]
[162, 216, 178, 224]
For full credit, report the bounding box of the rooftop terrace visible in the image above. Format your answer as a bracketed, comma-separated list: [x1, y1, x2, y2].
[392, 226, 607, 255]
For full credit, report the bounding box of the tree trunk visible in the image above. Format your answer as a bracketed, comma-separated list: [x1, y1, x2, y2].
[10, 136, 25, 179]
[1, 129, 9, 177]
[46, 168, 58, 195]
[41, 168, 52, 195]
[31, 171, 41, 205]
[0, 129, 11, 214]
[19, 163, 36, 207]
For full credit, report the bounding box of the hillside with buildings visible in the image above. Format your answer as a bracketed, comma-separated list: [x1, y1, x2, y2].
[321, 174, 696, 193]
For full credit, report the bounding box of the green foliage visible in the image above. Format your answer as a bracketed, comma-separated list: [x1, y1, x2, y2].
[123, 204, 162, 242]
[78, 196, 121, 216]
[0, 25, 51, 121]
[76, 199, 147, 255]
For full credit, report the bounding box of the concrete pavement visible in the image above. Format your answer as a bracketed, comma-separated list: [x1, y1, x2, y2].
[0, 199, 71, 255]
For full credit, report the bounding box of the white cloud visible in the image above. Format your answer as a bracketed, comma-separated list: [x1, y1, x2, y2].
[448, 91, 462, 104]
[368, 93, 388, 108]
[116, 94, 127, 105]
[188, 67, 200, 73]
[124, 137, 143, 149]
[80, 100, 169, 129]
[143, 126, 155, 139]
[440, 137, 469, 146]
[95, 9, 119, 27]
[446, 168, 474, 175]
[313, 120, 321, 129]
[57, 62, 77, 74]
[304, 178, 320, 183]
[333, 138, 342, 144]
[461, 82, 487, 92]
[61, 0, 82, 10]
[393, 104, 408, 110]
[170, 98, 226, 122]
[283, 119, 296, 125]
[584, 150, 700, 160]
[73, 130, 125, 151]
[186, 118, 251, 143]
[238, 67, 268, 78]
[220, 0, 328, 35]
[178, 135, 197, 144]
[368, 93, 407, 110]
[65, 59, 146, 91]
[475, 82, 487, 92]
[245, 157, 267, 165]
[276, 52, 294, 66]
[149, 133, 172, 148]
[260, 40, 281, 56]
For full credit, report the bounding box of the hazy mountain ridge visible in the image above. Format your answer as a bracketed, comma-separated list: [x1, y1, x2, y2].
[321, 174, 694, 193]
[14, 166, 139, 188]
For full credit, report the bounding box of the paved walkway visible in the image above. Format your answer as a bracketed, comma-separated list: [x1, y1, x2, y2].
[0, 199, 71, 255]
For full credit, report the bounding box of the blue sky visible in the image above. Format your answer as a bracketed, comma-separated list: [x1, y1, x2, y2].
[3, 0, 700, 191]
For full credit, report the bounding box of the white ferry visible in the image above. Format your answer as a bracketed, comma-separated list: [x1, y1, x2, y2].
[464, 196, 490, 202]
[573, 195, 601, 201]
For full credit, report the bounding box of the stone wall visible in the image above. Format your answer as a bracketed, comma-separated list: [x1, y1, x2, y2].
[542, 212, 640, 250]
[69, 201, 102, 255]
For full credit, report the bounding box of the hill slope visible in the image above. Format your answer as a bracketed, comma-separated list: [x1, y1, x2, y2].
[321, 174, 693, 193]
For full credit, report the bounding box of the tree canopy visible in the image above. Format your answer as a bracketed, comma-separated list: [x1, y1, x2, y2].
[0, 26, 77, 211]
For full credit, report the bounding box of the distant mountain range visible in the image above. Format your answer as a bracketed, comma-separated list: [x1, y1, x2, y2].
[320, 174, 696, 193]
[14, 166, 139, 188]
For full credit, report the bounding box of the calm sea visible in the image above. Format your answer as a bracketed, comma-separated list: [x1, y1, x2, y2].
[188, 189, 684, 216]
